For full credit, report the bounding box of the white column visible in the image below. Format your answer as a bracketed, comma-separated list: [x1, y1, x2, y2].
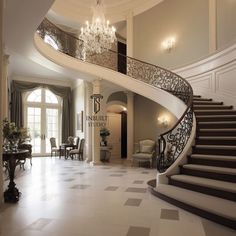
[84, 82, 93, 162]
[126, 11, 134, 57]
[90, 80, 102, 165]
[127, 91, 134, 160]
[0, 0, 4, 204]
[209, 0, 217, 53]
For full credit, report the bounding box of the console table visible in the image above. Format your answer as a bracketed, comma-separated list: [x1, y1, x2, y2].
[100, 146, 112, 162]
[2, 149, 29, 203]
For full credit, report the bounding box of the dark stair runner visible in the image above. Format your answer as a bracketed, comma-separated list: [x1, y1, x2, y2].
[148, 95, 236, 230]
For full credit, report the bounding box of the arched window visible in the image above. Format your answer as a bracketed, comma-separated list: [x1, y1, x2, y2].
[27, 88, 42, 102]
[24, 88, 61, 155]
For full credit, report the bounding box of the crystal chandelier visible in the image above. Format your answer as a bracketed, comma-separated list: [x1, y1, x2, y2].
[79, 0, 117, 56]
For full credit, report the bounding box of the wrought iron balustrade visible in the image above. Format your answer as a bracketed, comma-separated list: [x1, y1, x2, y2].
[37, 18, 193, 172]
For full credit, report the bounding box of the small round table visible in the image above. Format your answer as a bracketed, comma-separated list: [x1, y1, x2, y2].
[59, 143, 77, 159]
[2, 149, 29, 203]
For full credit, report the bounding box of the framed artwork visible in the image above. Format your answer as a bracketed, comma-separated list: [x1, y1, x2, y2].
[77, 111, 83, 132]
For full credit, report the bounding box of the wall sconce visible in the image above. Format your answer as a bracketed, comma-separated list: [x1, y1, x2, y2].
[161, 37, 176, 53]
[157, 116, 169, 127]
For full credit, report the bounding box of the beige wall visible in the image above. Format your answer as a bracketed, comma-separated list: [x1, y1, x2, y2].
[134, 94, 177, 143]
[72, 80, 85, 138]
[217, 0, 236, 49]
[134, 0, 209, 69]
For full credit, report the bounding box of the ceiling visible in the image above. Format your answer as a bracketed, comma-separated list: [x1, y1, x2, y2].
[4, 0, 164, 88]
[50, 0, 164, 24]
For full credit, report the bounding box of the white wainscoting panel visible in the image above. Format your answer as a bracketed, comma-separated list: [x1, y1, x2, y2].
[174, 43, 236, 108]
[215, 62, 236, 100]
[188, 74, 212, 95]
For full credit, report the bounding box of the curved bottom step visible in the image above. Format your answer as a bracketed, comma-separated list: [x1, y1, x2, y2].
[147, 179, 156, 188]
[151, 184, 236, 230]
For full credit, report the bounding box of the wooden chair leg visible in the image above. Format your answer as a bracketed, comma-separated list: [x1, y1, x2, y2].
[20, 160, 26, 170]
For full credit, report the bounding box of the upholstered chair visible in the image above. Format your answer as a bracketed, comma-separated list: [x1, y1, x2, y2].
[132, 139, 156, 168]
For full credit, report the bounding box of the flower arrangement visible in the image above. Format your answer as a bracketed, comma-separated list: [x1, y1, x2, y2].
[2, 118, 30, 150]
[100, 127, 110, 137]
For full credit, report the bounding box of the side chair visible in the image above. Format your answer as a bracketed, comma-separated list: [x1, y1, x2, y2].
[69, 138, 85, 161]
[50, 137, 60, 157]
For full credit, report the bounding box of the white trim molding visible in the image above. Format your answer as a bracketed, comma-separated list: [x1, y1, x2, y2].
[174, 43, 236, 108]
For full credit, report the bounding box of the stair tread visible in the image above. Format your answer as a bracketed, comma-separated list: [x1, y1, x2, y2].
[197, 136, 236, 140]
[193, 102, 222, 104]
[156, 184, 236, 220]
[191, 154, 236, 161]
[198, 121, 236, 124]
[183, 164, 236, 175]
[193, 101, 221, 102]
[195, 145, 236, 149]
[196, 115, 236, 117]
[194, 105, 230, 107]
[195, 110, 235, 112]
[170, 174, 236, 193]
[193, 98, 211, 100]
[199, 128, 236, 131]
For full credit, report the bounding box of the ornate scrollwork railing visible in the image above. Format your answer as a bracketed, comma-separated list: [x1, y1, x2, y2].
[37, 18, 193, 172]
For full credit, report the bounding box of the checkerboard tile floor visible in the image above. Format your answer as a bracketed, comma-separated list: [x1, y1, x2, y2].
[1, 157, 236, 236]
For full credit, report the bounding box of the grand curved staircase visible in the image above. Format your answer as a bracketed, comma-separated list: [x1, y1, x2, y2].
[150, 95, 236, 229]
[36, 18, 194, 173]
[36, 19, 236, 230]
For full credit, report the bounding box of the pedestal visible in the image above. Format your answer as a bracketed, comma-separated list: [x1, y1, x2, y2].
[3, 150, 28, 203]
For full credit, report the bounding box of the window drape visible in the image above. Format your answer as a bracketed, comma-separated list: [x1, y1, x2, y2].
[10, 80, 73, 142]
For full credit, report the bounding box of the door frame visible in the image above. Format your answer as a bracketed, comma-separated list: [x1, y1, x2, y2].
[23, 88, 62, 156]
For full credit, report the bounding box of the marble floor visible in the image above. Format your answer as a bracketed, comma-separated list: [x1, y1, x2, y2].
[0, 157, 236, 236]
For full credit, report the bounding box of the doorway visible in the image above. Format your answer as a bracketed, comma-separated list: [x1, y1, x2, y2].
[106, 113, 121, 159]
[106, 103, 127, 160]
[24, 88, 61, 155]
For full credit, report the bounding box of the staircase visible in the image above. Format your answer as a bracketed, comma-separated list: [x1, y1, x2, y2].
[36, 19, 235, 229]
[150, 95, 236, 229]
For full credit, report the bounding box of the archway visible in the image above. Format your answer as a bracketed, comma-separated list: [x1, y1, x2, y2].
[24, 88, 62, 155]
